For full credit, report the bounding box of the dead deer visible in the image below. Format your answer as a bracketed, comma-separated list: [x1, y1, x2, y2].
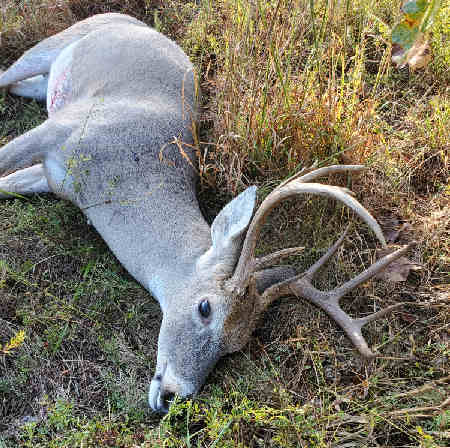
[0, 13, 413, 414]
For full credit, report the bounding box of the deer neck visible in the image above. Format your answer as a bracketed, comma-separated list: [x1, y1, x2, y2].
[83, 181, 212, 310]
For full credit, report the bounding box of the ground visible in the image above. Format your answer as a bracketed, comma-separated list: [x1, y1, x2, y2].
[0, 1, 449, 447]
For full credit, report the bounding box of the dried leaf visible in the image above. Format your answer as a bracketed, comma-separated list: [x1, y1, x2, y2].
[407, 39, 432, 70]
[375, 247, 422, 282]
[391, 0, 441, 70]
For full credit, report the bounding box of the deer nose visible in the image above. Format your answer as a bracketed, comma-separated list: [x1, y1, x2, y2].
[149, 374, 178, 414]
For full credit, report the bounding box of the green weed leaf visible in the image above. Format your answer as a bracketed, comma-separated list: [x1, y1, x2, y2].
[0, 188, 28, 200]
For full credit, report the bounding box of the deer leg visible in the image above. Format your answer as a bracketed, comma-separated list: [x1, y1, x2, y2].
[0, 119, 69, 176]
[0, 164, 49, 199]
[0, 49, 55, 89]
[8, 75, 49, 102]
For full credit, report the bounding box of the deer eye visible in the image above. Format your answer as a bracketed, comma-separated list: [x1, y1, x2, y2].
[198, 300, 211, 318]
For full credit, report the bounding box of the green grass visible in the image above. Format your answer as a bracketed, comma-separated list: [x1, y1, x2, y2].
[1, 0, 449, 447]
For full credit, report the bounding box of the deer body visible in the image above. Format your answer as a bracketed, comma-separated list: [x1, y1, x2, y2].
[0, 14, 413, 414]
[1, 14, 210, 295]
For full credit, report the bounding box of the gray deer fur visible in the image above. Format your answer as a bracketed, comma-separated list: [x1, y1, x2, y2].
[0, 13, 412, 414]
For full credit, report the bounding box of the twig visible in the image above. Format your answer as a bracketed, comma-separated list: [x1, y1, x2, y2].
[392, 375, 450, 399]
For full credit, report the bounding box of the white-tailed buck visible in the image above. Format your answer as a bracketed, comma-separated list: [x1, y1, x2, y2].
[0, 13, 413, 413]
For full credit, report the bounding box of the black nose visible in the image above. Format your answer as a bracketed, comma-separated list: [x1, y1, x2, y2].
[161, 390, 176, 411]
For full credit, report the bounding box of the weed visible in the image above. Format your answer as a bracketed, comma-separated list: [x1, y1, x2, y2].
[0, 330, 26, 355]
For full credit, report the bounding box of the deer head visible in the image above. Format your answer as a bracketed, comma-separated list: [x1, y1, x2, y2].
[148, 164, 414, 413]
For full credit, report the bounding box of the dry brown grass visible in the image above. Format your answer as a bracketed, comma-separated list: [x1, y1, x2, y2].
[186, 1, 449, 195]
[185, 1, 392, 192]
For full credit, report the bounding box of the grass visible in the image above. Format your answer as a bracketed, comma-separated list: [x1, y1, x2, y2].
[1, 0, 449, 446]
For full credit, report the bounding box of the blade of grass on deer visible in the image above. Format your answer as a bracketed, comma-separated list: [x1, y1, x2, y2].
[0, 189, 28, 199]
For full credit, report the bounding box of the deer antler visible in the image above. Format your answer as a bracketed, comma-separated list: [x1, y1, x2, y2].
[226, 165, 414, 358]
[226, 165, 386, 295]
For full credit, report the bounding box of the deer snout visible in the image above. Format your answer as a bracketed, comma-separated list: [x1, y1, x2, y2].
[148, 376, 176, 414]
[148, 368, 197, 414]
[149, 377, 178, 413]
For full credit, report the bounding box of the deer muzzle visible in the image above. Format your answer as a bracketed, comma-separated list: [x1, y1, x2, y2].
[148, 362, 198, 414]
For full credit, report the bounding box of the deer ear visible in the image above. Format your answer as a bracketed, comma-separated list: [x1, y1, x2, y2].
[210, 186, 257, 259]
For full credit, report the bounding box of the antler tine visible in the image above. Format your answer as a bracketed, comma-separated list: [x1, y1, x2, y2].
[303, 225, 351, 281]
[333, 242, 415, 299]
[276, 160, 318, 189]
[226, 173, 386, 295]
[257, 227, 352, 309]
[259, 240, 416, 358]
[277, 164, 364, 189]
